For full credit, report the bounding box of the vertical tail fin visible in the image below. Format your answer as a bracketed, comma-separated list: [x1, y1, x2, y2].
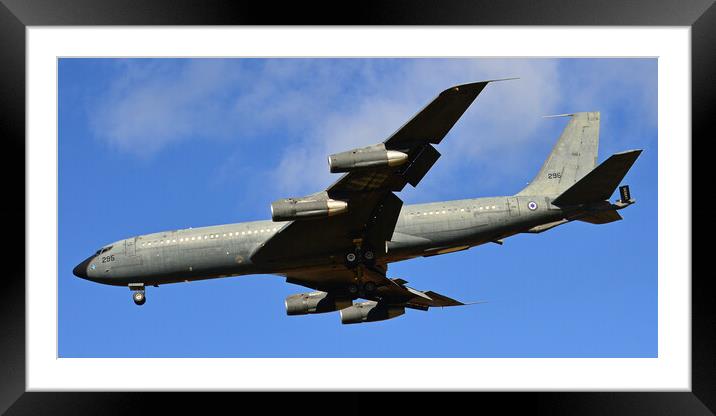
[517, 112, 600, 197]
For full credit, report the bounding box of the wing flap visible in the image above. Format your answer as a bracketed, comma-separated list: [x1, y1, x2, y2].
[364, 192, 404, 250]
[403, 144, 441, 187]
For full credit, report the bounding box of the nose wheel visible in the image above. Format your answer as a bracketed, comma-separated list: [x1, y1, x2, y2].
[129, 283, 146, 306]
[132, 291, 146, 305]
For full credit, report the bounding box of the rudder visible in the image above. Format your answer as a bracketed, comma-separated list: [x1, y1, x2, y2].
[517, 112, 600, 197]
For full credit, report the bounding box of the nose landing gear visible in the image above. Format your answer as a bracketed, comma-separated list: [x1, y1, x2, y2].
[132, 291, 146, 306]
[129, 283, 146, 306]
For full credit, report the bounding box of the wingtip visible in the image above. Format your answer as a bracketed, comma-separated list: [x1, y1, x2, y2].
[445, 78, 519, 93]
[435, 300, 488, 307]
[484, 77, 520, 83]
[463, 300, 489, 306]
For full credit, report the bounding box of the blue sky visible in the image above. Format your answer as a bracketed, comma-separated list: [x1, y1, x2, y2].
[58, 58, 657, 357]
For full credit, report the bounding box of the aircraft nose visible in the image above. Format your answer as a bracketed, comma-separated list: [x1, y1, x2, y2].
[72, 256, 93, 279]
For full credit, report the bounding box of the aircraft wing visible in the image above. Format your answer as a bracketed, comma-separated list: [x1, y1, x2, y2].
[251, 81, 494, 264]
[282, 264, 465, 309]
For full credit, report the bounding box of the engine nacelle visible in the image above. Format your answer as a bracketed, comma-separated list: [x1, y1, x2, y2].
[328, 143, 408, 173]
[285, 291, 353, 316]
[339, 301, 405, 324]
[271, 195, 348, 222]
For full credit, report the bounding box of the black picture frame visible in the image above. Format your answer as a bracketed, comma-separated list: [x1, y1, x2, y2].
[1, 0, 709, 414]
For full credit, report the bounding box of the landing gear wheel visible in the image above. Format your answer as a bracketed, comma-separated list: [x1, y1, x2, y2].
[133, 291, 146, 306]
[345, 252, 359, 268]
[363, 281, 376, 293]
[348, 284, 359, 295]
[362, 249, 376, 266]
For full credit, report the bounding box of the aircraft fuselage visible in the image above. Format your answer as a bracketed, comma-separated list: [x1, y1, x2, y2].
[74, 194, 569, 287]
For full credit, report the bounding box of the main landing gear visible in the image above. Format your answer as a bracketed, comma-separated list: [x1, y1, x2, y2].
[347, 280, 377, 297]
[345, 246, 375, 268]
[345, 243, 379, 297]
[129, 283, 146, 306]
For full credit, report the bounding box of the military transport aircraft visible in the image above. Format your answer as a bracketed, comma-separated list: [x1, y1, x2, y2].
[74, 80, 641, 324]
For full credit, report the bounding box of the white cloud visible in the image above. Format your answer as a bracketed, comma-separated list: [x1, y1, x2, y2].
[86, 58, 655, 199]
[265, 59, 564, 196]
[89, 59, 244, 156]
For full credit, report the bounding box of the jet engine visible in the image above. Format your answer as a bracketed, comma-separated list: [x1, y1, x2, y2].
[328, 143, 408, 173]
[271, 195, 348, 222]
[285, 291, 353, 316]
[339, 301, 405, 324]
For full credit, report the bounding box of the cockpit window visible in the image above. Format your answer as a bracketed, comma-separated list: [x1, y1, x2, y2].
[95, 245, 113, 255]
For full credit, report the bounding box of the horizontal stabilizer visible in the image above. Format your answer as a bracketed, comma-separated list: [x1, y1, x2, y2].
[577, 210, 623, 224]
[552, 150, 642, 206]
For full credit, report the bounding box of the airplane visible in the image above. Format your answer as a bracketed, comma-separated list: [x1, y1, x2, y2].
[73, 80, 642, 324]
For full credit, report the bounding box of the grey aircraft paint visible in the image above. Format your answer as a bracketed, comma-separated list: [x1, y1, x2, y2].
[74, 82, 642, 324]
